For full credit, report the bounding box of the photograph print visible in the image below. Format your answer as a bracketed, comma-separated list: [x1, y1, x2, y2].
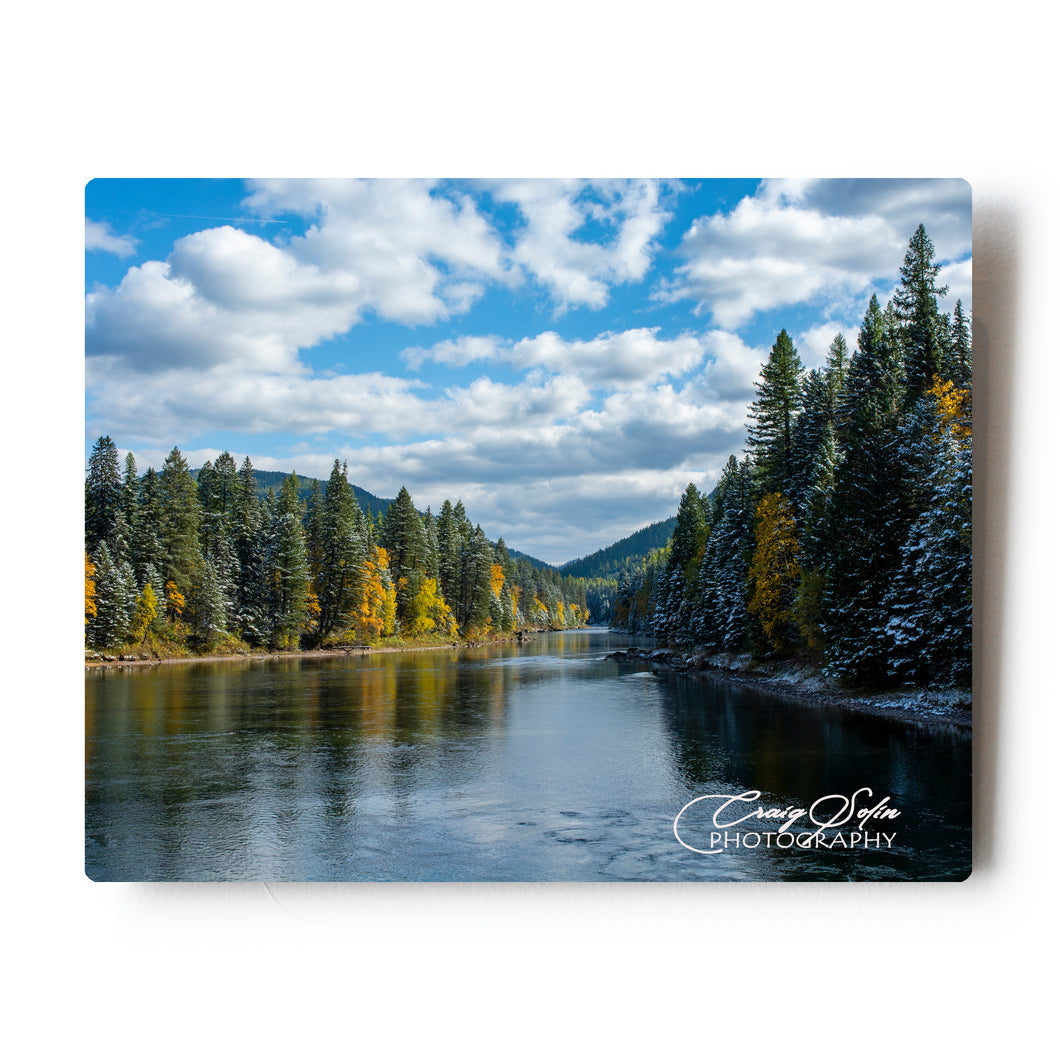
[84, 178, 972, 882]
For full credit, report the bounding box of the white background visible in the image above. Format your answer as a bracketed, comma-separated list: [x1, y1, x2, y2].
[4, 3, 1056, 1056]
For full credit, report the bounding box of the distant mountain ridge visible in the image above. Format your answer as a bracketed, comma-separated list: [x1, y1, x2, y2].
[560, 517, 677, 580]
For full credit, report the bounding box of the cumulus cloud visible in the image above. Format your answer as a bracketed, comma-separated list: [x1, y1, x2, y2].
[794, 322, 861, 371]
[486, 179, 672, 310]
[405, 327, 706, 387]
[661, 178, 972, 328]
[86, 218, 138, 257]
[243, 178, 513, 324]
[938, 257, 973, 314]
[693, 331, 768, 402]
[86, 180, 678, 381]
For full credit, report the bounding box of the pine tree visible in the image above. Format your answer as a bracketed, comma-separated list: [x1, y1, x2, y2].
[894, 224, 949, 404]
[435, 499, 464, 611]
[656, 482, 706, 642]
[821, 299, 910, 683]
[232, 456, 267, 643]
[89, 542, 135, 647]
[458, 526, 495, 631]
[157, 447, 204, 599]
[747, 330, 804, 493]
[693, 457, 756, 650]
[190, 558, 228, 644]
[383, 486, 426, 620]
[265, 473, 311, 648]
[316, 461, 367, 638]
[882, 378, 972, 684]
[946, 299, 972, 386]
[86, 436, 123, 553]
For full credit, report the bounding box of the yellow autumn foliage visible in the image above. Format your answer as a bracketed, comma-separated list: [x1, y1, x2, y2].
[490, 564, 505, 597]
[165, 581, 185, 625]
[130, 582, 160, 643]
[747, 492, 801, 651]
[353, 546, 397, 640]
[85, 551, 96, 626]
[929, 376, 971, 441]
[405, 577, 457, 638]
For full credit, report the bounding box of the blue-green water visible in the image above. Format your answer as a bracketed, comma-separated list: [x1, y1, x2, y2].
[85, 629, 971, 881]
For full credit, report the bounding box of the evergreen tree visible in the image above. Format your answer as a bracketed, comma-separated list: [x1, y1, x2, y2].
[85, 436, 123, 553]
[382, 486, 425, 619]
[190, 558, 228, 643]
[316, 461, 367, 638]
[882, 379, 972, 684]
[436, 499, 464, 610]
[157, 447, 204, 600]
[693, 456, 756, 650]
[458, 526, 495, 631]
[231, 456, 267, 643]
[89, 541, 135, 648]
[894, 224, 949, 404]
[821, 298, 911, 683]
[946, 299, 972, 386]
[266, 473, 310, 648]
[656, 482, 706, 642]
[747, 330, 804, 493]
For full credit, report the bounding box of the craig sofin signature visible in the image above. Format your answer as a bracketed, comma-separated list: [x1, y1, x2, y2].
[673, 787, 901, 854]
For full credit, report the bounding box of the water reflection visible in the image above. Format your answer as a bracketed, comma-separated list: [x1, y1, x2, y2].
[86, 631, 971, 882]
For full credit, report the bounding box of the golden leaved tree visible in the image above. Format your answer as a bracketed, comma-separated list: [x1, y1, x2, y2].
[406, 577, 457, 638]
[353, 547, 397, 640]
[747, 492, 801, 652]
[85, 551, 97, 629]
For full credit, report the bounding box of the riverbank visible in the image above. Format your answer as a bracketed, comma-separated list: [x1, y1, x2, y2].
[84, 627, 562, 670]
[606, 646, 972, 732]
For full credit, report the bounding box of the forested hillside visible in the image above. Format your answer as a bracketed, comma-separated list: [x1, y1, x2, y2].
[560, 518, 677, 580]
[613, 226, 972, 689]
[85, 451, 591, 654]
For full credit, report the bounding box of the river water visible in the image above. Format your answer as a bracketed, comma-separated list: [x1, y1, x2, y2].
[85, 628, 971, 882]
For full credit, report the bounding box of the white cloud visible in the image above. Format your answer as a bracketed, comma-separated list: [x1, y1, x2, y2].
[405, 327, 707, 387]
[86, 180, 678, 383]
[243, 178, 514, 325]
[86, 218, 138, 257]
[487, 179, 671, 310]
[662, 178, 972, 328]
[693, 330, 768, 402]
[794, 322, 861, 372]
[938, 257, 973, 314]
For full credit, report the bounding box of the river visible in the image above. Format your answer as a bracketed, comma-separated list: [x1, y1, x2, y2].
[85, 628, 972, 882]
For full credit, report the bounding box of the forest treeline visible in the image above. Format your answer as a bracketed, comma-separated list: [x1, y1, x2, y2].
[84, 448, 593, 654]
[612, 226, 972, 689]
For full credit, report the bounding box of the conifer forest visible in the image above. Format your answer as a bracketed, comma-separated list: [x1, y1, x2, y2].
[611, 225, 972, 689]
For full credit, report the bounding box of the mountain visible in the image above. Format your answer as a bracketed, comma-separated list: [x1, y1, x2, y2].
[559, 517, 677, 580]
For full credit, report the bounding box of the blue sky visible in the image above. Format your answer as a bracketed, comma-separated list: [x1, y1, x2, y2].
[85, 178, 971, 565]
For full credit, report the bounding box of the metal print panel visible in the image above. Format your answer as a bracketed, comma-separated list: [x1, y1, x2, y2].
[84, 178, 972, 881]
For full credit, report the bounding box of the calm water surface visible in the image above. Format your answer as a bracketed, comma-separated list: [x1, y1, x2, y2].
[85, 629, 971, 881]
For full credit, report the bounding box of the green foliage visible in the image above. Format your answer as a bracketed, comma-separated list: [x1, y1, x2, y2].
[748, 329, 804, 493]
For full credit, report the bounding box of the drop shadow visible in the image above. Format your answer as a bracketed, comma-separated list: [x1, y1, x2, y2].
[971, 196, 1020, 875]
